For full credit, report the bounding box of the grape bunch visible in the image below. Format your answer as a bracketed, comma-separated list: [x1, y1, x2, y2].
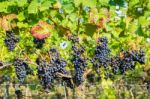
[119, 50, 136, 74]
[92, 37, 111, 78]
[69, 35, 87, 86]
[36, 58, 54, 89]
[110, 56, 120, 74]
[110, 49, 145, 74]
[131, 49, 145, 64]
[36, 48, 73, 89]
[4, 31, 19, 51]
[49, 48, 74, 88]
[13, 58, 33, 83]
[68, 34, 79, 43]
[91, 37, 146, 79]
[33, 38, 45, 49]
[72, 54, 87, 85]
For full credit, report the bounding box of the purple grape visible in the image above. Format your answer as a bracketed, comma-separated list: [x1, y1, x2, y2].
[4, 31, 19, 51]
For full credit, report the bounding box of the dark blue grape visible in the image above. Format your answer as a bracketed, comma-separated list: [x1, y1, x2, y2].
[70, 36, 87, 86]
[33, 38, 45, 49]
[14, 58, 33, 83]
[111, 49, 145, 75]
[4, 31, 19, 51]
[92, 36, 111, 77]
[36, 48, 73, 89]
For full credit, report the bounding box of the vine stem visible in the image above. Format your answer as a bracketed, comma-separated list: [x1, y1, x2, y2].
[24, 61, 38, 66]
[63, 82, 68, 99]
[56, 72, 72, 78]
[0, 63, 12, 70]
[83, 69, 92, 77]
[64, 86, 67, 99]
[22, 52, 38, 66]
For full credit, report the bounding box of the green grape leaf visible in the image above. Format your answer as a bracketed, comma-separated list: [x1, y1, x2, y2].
[139, 16, 149, 26]
[17, 12, 25, 21]
[61, 18, 69, 27]
[16, 0, 27, 7]
[28, 0, 39, 14]
[128, 0, 139, 7]
[82, 0, 97, 8]
[74, 0, 83, 7]
[63, 3, 74, 13]
[0, 2, 8, 13]
[136, 25, 145, 37]
[49, 10, 58, 17]
[17, 22, 29, 28]
[98, 0, 109, 6]
[39, 0, 52, 11]
[85, 23, 97, 37]
[62, 0, 71, 3]
[68, 13, 77, 22]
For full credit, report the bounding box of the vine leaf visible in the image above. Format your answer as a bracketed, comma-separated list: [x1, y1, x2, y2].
[83, 0, 97, 8]
[39, 1, 52, 11]
[84, 23, 97, 37]
[63, 3, 74, 13]
[74, 0, 97, 8]
[0, 14, 17, 31]
[16, 0, 27, 7]
[28, 0, 39, 14]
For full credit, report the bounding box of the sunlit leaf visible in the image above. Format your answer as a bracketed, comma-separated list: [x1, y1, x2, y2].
[74, 0, 83, 7]
[63, 3, 74, 13]
[28, 0, 39, 14]
[17, 22, 29, 28]
[0, 2, 8, 13]
[16, 0, 27, 7]
[83, 0, 97, 8]
[39, 1, 52, 11]
[17, 12, 25, 21]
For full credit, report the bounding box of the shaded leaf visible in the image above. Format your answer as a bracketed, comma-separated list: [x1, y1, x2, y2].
[85, 23, 97, 37]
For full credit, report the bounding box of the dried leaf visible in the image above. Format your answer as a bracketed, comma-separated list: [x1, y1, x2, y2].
[5, 14, 17, 20]
[1, 16, 11, 31]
